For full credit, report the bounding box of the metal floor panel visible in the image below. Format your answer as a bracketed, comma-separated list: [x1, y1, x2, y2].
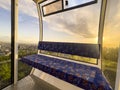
[3, 75, 60, 90]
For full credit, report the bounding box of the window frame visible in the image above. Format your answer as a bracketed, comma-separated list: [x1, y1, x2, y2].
[42, 0, 63, 16]
[41, 0, 97, 16]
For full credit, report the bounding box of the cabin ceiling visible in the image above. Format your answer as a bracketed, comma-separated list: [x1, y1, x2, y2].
[33, 0, 46, 3]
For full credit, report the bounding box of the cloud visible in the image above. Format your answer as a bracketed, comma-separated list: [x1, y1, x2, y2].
[0, 0, 38, 18]
[19, 0, 38, 18]
[0, 0, 11, 10]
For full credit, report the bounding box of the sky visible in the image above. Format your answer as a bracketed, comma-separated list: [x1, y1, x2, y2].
[0, 0, 39, 44]
[103, 0, 120, 47]
[64, 0, 94, 9]
[42, 0, 101, 43]
[0, 0, 120, 47]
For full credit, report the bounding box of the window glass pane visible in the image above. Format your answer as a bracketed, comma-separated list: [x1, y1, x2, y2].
[64, 0, 96, 9]
[18, 0, 38, 80]
[0, 0, 11, 89]
[43, 0, 62, 15]
[102, 0, 120, 89]
[41, 50, 97, 64]
[41, 0, 101, 64]
[43, 0, 101, 43]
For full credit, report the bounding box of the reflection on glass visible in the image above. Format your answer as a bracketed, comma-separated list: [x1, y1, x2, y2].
[64, 0, 95, 9]
[43, 0, 101, 43]
[43, 0, 62, 15]
[102, 0, 120, 89]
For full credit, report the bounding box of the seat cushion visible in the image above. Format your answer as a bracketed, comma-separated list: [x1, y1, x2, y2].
[20, 54, 112, 90]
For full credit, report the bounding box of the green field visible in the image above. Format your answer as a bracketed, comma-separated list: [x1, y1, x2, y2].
[102, 60, 117, 89]
[102, 47, 118, 89]
[0, 46, 37, 89]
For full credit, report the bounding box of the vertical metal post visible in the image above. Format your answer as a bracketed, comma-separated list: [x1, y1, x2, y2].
[115, 48, 120, 90]
[30, 2, 43, 75]
[37, 4, 43, 42]
[11, 0, 18, 84]
[98, 0, 107, 69]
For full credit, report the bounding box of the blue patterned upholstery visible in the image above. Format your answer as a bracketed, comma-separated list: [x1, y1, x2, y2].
[20, 54, 112, 90]
[38, 41, 100, 59]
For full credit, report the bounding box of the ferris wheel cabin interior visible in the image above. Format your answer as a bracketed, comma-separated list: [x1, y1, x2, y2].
[0, 0, 120, 90]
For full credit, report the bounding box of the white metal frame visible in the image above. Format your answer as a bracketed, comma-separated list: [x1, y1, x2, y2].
[11, 0, 18, 84]
[115, 48, 120, 90]
[30, 2, 43, 75]
[98, 0, 107, 69]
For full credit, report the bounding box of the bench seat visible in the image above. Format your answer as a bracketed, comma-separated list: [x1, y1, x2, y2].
[20, 54, 112, 90]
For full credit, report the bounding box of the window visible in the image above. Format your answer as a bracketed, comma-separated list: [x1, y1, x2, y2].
[18, 0, 38, 80]
[43, 0, 62, 15]
[41, 0, 97, 16]
[102, 0, 120, 89]
[40, 0, 102, 64]
[42, 0, 101, 44]
[63, 0, 96, 9]
[0, 0, 11, 89]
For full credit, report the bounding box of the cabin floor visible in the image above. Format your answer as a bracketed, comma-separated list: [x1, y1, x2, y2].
[3, 75, 60, 90]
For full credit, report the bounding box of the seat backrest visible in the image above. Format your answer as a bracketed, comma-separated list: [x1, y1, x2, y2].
[38, 41, 100, 59]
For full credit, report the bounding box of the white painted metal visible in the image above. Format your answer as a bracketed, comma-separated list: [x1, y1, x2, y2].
[13, 0, 18, 84]
[37, 3, 43, 41]
[30, 2, 43, 75]
[98, 0, 107, 69]
[115, 48, 120, 90]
